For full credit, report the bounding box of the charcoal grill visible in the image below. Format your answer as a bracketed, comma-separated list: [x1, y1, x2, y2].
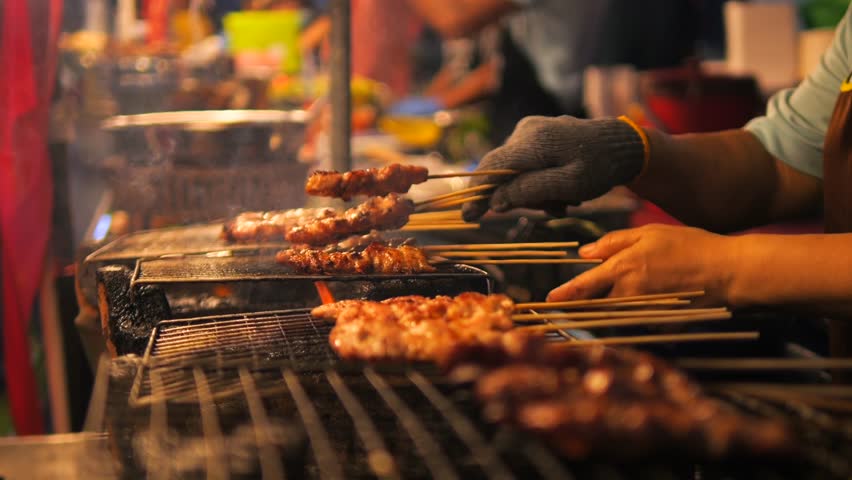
[82, 308, 852, 479]
[79, 223, 270, 315]
[96, 254, 491, 356]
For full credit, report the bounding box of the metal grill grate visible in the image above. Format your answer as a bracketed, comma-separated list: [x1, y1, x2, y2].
[130, 310, 335, 405]
[89, 310, 852, 479]
[85, 224, 235, 263]
[132, 254, 492, 285]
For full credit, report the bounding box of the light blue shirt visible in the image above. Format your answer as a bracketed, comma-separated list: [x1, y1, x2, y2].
[745, 4, 852, 179]
[506, 0, 613, 113]
[506, 0, 696, 115]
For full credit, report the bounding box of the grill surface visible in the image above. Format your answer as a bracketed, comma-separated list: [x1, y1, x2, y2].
[82, 310, 852, 479]
[85, 224, 241, 263]
[132, 254, 491, 285]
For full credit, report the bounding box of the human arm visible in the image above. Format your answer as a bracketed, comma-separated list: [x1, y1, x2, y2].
[464, 5, 852, 227]
[405, 0, 517, 38]
[423, 65, 458, 97]
[461, 116, 820, 229]
[435, 59, 499, 108]
[299, 14, 330, 52]
[630, 129, 822, 233]
[546, 224, 852, 316]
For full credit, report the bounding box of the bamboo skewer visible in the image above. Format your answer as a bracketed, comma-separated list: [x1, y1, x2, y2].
[408, 210, 463, 220]
[708, 383, 852, 397]
[421, 241, 579, 251]
[434, 250, 570, 258]
[675, 357, 852, 371]
[427, 169, 517, 179]
[415, 194, 489, 212]
[742, 393, 852, 412]
[435, 258, 602, 265]
[400, 223, 481, 231]
[415, 184, 496, 206]
[711, 386, 852, 412]
[512, 307, 728, 322]
[516, 290, 706, 310]
[559, 299, 693, 309]
[555, 331, 758, 347]
[406, 219, 467, 226]
[517, 311, 732, 331]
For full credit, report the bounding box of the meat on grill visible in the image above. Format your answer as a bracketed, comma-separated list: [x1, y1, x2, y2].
[286, 194, 415, 246]
[323, 293, 516, 361]
[322, 231, 387, 252]
[305, 164, 429, 200]
[222, 208, 336, 243]
[276, 243, 436, 275]
[311, 295, 429, 321]
[443, 335, 793, 460]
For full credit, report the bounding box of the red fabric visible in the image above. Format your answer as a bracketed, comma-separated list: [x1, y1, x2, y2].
[145, 0, 171, 46]
[0, 0, 62, 435]
[351, 0, 422, 96]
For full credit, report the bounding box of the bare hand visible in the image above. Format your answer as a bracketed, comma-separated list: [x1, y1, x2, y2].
[548, 224, 738, 306]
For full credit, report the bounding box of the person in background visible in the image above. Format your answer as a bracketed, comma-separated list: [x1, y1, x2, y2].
[461, 3, 852, 360]
[402, 0, 697, 143]
[300, 0, 423, 97]
[389, 25, 502, 116]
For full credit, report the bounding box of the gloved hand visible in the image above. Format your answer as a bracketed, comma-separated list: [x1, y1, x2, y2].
[387, 96, 444, 116]
[462, 115, 647, 221]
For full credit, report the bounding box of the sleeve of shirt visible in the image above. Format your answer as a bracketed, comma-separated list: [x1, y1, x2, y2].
[744, 5, 852, 179]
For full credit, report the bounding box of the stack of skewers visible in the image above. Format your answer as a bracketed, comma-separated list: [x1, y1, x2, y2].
[222, 163, 602, 273]
[217, 163, 852, 463]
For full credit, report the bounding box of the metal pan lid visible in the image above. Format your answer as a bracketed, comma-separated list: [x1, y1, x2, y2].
[102, 109, 310, 131]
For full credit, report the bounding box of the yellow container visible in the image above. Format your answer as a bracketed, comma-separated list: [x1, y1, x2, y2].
[223, 11, 301, 74]
[378, 116, 443, 149]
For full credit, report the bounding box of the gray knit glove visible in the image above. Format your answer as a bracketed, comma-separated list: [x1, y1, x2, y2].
[462, 116, 646, 221]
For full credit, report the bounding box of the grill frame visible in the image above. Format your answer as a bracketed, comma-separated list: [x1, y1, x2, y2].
[95, 252, 492, 356]
[131, 254, 492, 285]
[84, 305, 852, 480]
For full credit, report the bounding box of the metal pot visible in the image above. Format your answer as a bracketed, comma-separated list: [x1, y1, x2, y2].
[102, 109, 313, 167]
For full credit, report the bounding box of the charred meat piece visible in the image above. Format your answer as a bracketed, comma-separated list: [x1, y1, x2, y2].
[305, 164, 429, 200]
[276, 243, 436, 275]
[286, 194, 415, 246]
[319, 231, 387, 252]
[222, 208, 336, 243]
[311, 295, 431, 322]
[326, 293, 517, 362]
[443, 335, 793, 460]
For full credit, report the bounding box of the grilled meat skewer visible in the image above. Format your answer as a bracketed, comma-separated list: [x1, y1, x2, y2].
[306, 164, 429, 200]
[222, 208, 336, 243]
[286, 194, 415, 246]
[311, 295, 429, 321]
[323, 293, 516, 362]
[276, 242, 435, 275]
[444, 334, 793, 460]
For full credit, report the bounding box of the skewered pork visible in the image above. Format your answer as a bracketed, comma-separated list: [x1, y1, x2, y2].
[306, 164, 429, 200]
[286, 194, 415, 246]
[443, 335, 793, 460]
[276, 243, 435, 275]
[311, 295, 429, 321]
[322, 293, 516, 361]
[222, 208, 336, 243]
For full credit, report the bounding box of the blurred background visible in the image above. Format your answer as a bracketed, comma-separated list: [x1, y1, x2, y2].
[0, 0, 848, 441]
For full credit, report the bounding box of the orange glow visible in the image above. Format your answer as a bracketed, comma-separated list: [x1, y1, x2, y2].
[314, 281, 335, 304]
[212, 284, 234, 298]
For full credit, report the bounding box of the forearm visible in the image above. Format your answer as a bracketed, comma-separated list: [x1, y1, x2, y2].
[299, 15, 330, 52]
[405, 0, 516, 38]
[630, 129, 821, 232]
[424, 67, 457, 97]
[728, 233, 852, 315]
[436, 60, 498, 109]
